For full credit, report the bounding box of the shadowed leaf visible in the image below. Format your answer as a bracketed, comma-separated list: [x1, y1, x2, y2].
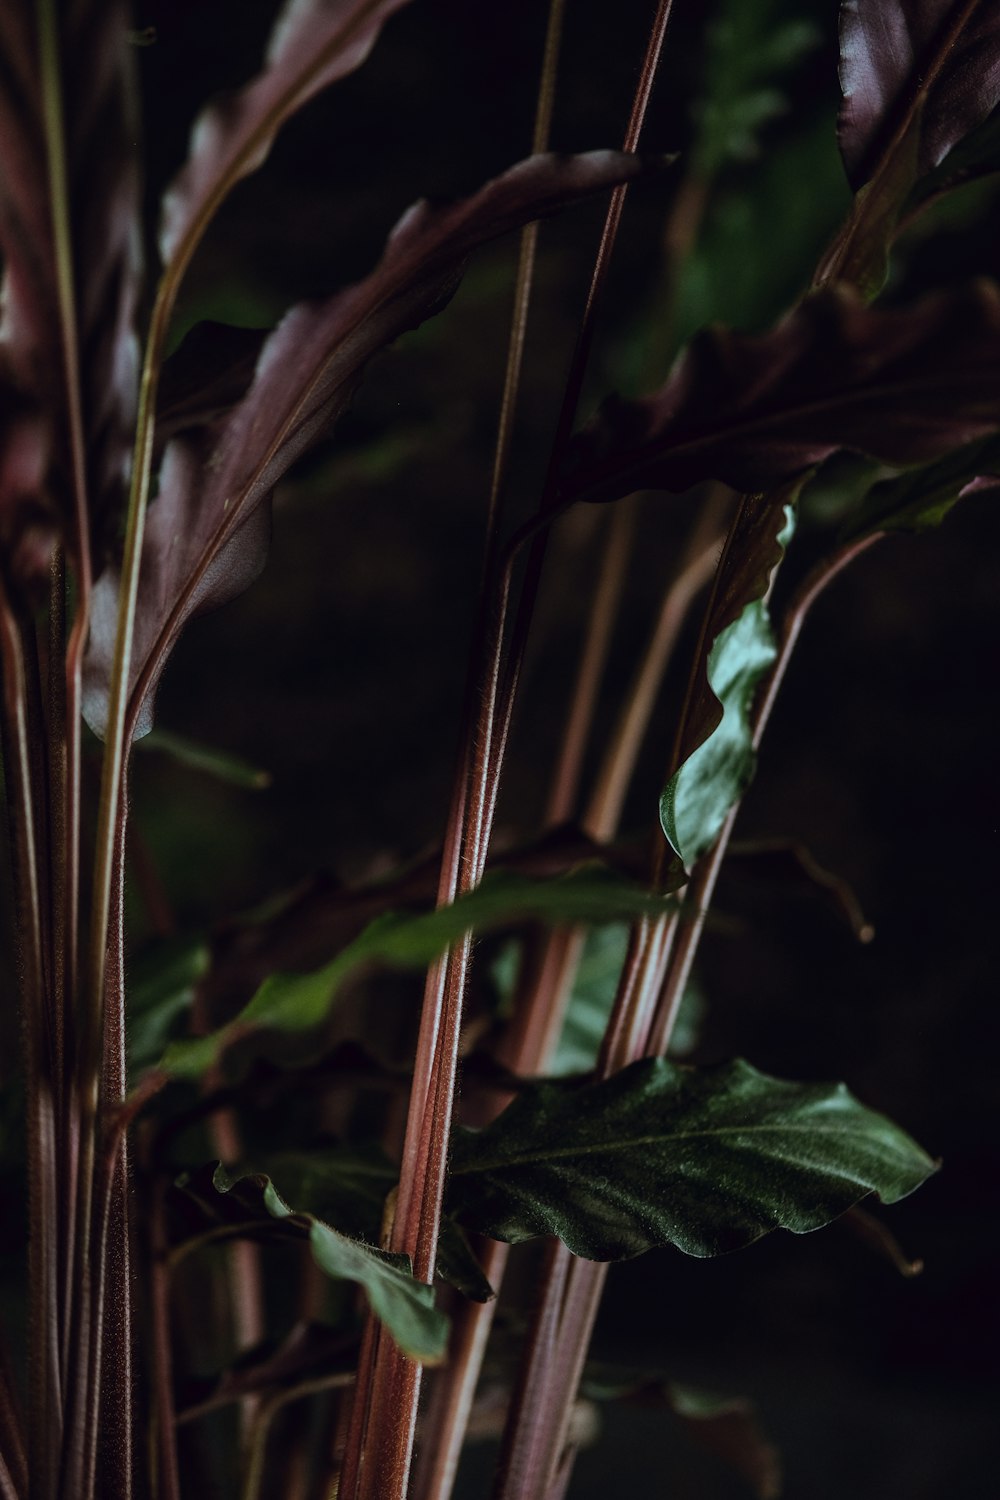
[842, 431, 1000, 538]
[159, 0, 413, 263]
[210, 1164, 448, 1363]
[563, 281, 1000, 505]
[83, 150, 656, 739]
[160, 864, 678, 1081]
[447, 1056, 937, 1260]
[154, 321, 267, 455]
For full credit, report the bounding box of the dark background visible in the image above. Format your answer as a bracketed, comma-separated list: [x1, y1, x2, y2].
[127, 2, 1000, 1495]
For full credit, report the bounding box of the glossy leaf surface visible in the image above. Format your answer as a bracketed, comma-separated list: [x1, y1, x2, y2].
[84, 150, 653, 739]
[212, 1164, 448, 1362]
[448, 1057, 936, 1259]
[160, 865, 676, 1080]
[837, 0, 1000, 192]
[563, 281, 1000, 506]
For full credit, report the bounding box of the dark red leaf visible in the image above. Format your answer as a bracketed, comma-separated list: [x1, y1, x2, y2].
[160, 0, 413, 263]
[838, 0, 1000, 191]
[562, 280, 1000, 505]
[83, 150, 655, 739]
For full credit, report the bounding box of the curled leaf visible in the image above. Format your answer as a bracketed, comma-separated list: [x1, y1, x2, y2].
[210, 1164, 448, 1363]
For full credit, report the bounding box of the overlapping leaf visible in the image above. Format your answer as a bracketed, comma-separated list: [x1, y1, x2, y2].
[0, 0, 139, 565]
[159, 864, 677, 1081]
[159, 0, 413, 263]
[562, 280, 1000, 506]
[819, 0, 1000, 290]
[842, 431, 1000, 539]
[837, 0, 1000, 191]
[210, 1164, 448, 1363]
[447, 1056, 937, 1260]
[83, 149, 653, 739]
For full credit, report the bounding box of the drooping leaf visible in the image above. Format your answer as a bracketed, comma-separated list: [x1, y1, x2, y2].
[0, 0, 140, 563]
[447, 1056, 937, 1260]
[210, 1164, 448, 1363]
[660, 495, 795, 871]
[159, 0, 413, 263]
[562, 281, 1000, 506]
[160, 864, 678, 1080]
[583, 1369, 781, 1500]
[83, 149, 656, 739]
[841, 431, 1000, 539]
[819, 0, 1000, 292]
[138, 727, 272, 790]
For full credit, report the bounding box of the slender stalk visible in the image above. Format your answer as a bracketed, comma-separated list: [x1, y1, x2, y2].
[492, 1240, 571, 1500]
[0, 592, 61, 1500]
[546, 502, 637, 826]
[149, 1178, 181, 1500]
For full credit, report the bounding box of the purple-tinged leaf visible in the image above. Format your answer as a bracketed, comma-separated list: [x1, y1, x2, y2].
[818, 1, 1000, 291]
[160, 0, 413, 264]
[84, 150, 655, 739]
[838, 0, 1000, 191]
[0, 1, 140, 561]
[562, 281, 1000, 506]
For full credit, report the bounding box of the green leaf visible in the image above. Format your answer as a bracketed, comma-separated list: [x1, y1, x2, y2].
[128, 937, 210, 1079]
[138, 728, 272, 789]
[661, 505, 794, 872]
[212, 1164, 448, 1364]
[492, 926, 703, 1075]
[160, 866, 678, 1080]
[447, 1056, 937, 1261]
[693, 0, 819, 179]
[662, 598, 775, 870]
[842, 433, 1000, 541]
